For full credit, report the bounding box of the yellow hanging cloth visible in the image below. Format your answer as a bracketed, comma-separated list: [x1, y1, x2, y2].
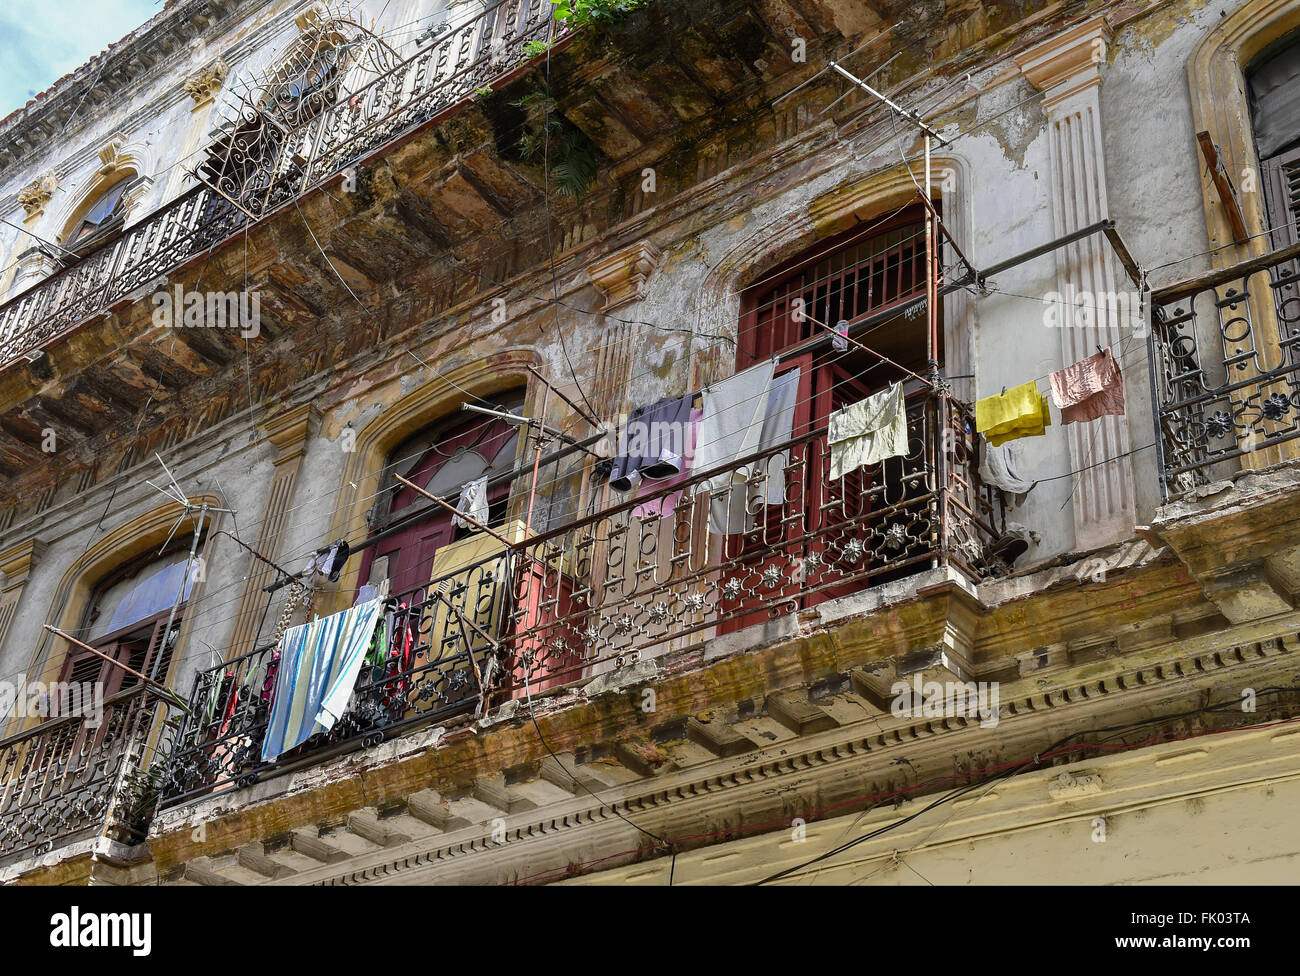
[976, 381, 1053, 447]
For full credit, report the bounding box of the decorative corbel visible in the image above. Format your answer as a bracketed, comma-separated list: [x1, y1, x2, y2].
[17, 171, 57, 222]
[183, 57, 230, 111]
[586, 241, 663, 312]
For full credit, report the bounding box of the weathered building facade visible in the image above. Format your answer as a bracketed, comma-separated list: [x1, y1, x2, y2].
[0, 0, 1298, 886]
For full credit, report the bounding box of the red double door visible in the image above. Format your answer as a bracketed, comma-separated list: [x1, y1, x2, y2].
[717, 353, 878, 632]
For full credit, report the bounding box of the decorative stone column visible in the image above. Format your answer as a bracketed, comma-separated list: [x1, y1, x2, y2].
[1016, 19, 1136, 549]
[224, 403, 318, 660]
[0, 539, 45, 655]
[585, 241, 663, 420]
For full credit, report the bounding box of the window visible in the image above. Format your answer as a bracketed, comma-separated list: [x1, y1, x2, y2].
[260, 45, 341, 126]
[59, 544, 200, 698]
[356, 394, 523, 595]
[739, 211, 933, 366]
[1249, 31, 1300, 248]
[62, 179, 131, 257]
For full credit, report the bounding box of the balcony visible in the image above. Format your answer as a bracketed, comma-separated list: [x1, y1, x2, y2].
[158, 389, 1004, 806]
[0, 686, 160, 868]
[0, 0, 557, 367]
[1149, 241, 1300, 497]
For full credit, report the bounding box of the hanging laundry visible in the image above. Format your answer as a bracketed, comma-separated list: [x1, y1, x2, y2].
[302, 541, 351, 583]
[609, 395, 693, 492]
[976, 381, 1052, 446]
[695, 361, 801, 535]
[372, 602, 415, 721]
[364, 613, 389, 669]
[632, 407, 701, 519]
[828, 381, 908, 479]
[261, 597, 385, 761]
[978, 438, 1037, 506]
[1049, 348, 1125, 425]
[832, 319, 850, 353]
[327, 541, 350, 582]
[453, 475, 488, 528]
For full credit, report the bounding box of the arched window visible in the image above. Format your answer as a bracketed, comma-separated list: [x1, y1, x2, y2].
[1249, 30, 1300, 248]
[59, 541, 201, 696]
[260, 44, 341, 127]
[355, 392, 524, 595]
[737, 205, 938, 449]
[61, 177, 133, 258]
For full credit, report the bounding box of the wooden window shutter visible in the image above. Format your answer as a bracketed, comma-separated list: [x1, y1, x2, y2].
[1262, 145, 1300, 250]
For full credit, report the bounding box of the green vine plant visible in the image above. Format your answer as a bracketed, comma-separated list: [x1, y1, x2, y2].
[514, 91, 599, 199]
[550, 0, 649, 27]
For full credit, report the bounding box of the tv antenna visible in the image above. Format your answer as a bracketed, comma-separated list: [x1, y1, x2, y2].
[775, 29, 957, 386]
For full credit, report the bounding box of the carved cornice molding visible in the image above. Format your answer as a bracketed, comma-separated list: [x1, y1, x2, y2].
[299, 629, 1298, 886]
[0, 0, 245, 178]
[147, 611, 1300, 886]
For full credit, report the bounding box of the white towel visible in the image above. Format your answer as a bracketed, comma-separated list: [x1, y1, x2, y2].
[696, 361, 801, 535]
[828, 382, 908, 479]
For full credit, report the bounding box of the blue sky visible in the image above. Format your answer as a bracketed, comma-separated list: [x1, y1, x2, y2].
[0, 0, 160, 119]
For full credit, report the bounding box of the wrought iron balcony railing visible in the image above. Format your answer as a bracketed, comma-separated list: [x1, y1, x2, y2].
[159, 390, 1004, 807]
[0, 686, 160, 866]
[0, 0, 556, 367]
[1148, 241, 1300, 498]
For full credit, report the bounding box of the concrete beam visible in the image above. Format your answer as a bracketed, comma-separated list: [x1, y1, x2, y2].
[290, 828, 350, 864]
[346, 808, 413, 848]
[184, 857, 242, 886]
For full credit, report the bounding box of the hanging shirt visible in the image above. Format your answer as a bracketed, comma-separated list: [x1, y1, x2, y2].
[696, 362, 801, 535]
[326, 540, 350, 582]
[261, 597, 385, 761]
[1049, 348, 1125, 425]
[632, 407, 701, 519]
[453, 475, 488, 528]
[609, 395, 694, 492]
[978, 438, 1037, 506]
[828, 381, 908, 479]
[976, 381, 1052, 446]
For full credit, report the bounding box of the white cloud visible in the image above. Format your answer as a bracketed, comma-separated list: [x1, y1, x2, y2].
[0, 0, 160, 119]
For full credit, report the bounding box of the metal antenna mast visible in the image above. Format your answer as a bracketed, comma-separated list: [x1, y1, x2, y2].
[776, 32, 956, 387]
